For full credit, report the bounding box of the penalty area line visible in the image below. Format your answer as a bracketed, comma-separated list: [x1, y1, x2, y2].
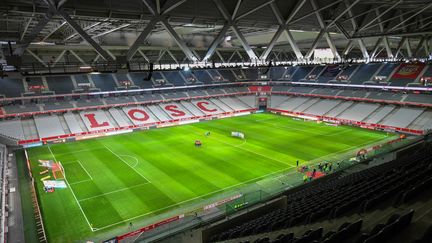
[77, 160, 93, 180]
[103, 145, 151, 183]
[91, 167, 292, 231]
[196, 130, 296, 169]
[69, 179, 92, 185]
[117, 155, 140, 168]
[46, 145, 96, 232]
[78, 182, 150, 202]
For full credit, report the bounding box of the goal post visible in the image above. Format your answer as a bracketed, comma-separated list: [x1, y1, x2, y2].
[52, 162, 65, 180]
[231, 132, 245, 139]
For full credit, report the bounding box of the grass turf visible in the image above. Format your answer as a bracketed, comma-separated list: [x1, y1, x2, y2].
[24, 113, 392, 242]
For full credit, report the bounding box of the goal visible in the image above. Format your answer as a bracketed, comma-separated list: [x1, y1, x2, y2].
[52, 162, 65, 180]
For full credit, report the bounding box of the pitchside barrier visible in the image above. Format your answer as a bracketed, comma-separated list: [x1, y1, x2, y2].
[267, 108, 425, 136]
[0, 145, 7, 243]
[23, 150, 48, 243]
[223, 135, 414, 216]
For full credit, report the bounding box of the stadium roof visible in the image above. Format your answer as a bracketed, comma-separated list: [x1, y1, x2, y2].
[1, 0, 432, 65]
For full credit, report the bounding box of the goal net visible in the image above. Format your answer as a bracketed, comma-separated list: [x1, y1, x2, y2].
[52, 162, 65, 180]
[231, 132, 245, 139]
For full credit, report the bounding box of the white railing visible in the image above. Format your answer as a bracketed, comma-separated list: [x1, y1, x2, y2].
[0, 144, 7, 243]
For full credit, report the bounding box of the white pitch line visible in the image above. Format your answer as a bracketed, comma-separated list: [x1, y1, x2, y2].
[92, 167, 291, 231]
[69, 179, 92, 185]
[103, 145, 151, 183]
[54, 147, 106, 157]
[77, 160, 93, 180]
[255, 118, 349, 137]
[78, 182, 150, 202]
[304, 136, 391, 165]
[91, 136, 390, 231]
[193, 130, 295, 169]
[47, 145, 95, 232]
[118, 155, 140, 168]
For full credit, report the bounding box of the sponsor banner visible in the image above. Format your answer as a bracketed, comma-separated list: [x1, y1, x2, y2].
[157, 122, 178, 128]
[106, 129, 133, 136]
[360, 125, 375, 130]
[43, 180, 67, 189]
[203, 194, 242, 211]
[22, 142, 43, 148]
[297, 115, 319, 121]
[47, 139, 67, 144]
[248, 86, 272, 92]
[392, 63, 425, 79]
[75, 133, 106, 141]
[234, 111, 251, 117]
[116, 214, 184, 241]
[179, 119, 199, 125]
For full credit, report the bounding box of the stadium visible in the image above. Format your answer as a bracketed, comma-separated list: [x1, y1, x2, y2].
[0, 0, 432, 242]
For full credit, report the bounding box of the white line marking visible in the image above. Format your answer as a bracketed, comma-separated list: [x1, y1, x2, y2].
[118, 155, 139, 168]
[69, 179, 93, 185]
[70, 133, 388, 231]
[54, 147, 106, 157]
[78, 182, 150, 202]
[92, 167, 291, 231]
[303, 136, 392, 165]
[255, 118, 350, 137]
[46, 117, 392, 232]
[77, 160, 93, 180]
[47, 145, 95, 231]
[103, 145, 151, 182]
[193, 130, 295, 168]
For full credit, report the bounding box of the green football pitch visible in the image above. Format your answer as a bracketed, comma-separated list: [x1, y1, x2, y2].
[24, 113, 393, 242]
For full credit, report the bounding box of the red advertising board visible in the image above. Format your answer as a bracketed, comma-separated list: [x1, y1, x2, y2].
[248, 86, 272, 92]
[392, 63, 425, 79]
[116, 214, 184, 241]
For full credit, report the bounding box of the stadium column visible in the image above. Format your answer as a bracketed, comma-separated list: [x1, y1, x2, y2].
[260, 1, 306, 61]
[13, 10, 55, 56]
[392, 37, 405, 59]
[207, 0, 260, 61]
[343, 0, 369, 60]
[160, 17, 198, 62]
[305, 30, 325, 60]
[375, 9, 394, 59]
[203, 24, 231, 62]
[26, 49, 48, 67]
[414, 36, 427, 57]
[57, 9, 114, 61]
[386, 2, 432, 34]
[51, 50, 67, 67]
[126, 0, 196, 62]
[126, 18, 159, 61]
[69, 50, 88, 66]
[308, 0, 341, 61]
